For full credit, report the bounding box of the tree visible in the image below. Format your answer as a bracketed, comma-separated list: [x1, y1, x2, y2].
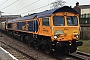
[50, 0, 66, 9]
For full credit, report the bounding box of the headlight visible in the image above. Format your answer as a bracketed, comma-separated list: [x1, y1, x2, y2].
[76, 35, 79, 38]
[54, 30, 64, 35]
[54, 35, 58, 39]
[74, 35, 79, 38]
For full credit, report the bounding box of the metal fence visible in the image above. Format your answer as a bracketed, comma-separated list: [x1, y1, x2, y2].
[80, 14, 90, 24]
[80, 14, 90, 40]
[81, 14, 90, 18]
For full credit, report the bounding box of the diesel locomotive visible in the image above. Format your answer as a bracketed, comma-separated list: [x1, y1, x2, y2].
[2, 6, 83, 54]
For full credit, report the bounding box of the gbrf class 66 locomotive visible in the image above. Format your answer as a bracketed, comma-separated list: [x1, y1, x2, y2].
[5, 6, 83, 54]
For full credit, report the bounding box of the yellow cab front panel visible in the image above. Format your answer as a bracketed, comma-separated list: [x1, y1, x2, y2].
[51, 12, 80, 42]
[38, 17, 52, 36]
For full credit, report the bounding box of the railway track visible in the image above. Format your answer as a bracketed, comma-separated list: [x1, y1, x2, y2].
[68, 51, 90, 60]
[0, 42, 35, 60]
[0, 34, 56, 60]
[0, 33, 76, 60]
[0, 33, 90, 60]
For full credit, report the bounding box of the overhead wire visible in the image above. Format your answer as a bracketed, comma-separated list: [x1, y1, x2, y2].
[74, 0, 78, 3]
[20, 3, 52, 15]
[1, 0, 52, 15]
[1, 0, 19, 10]
[0, 0, 8, 7]
[12, 0, 41, 13]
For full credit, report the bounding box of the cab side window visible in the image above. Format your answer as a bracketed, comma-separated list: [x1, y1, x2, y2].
[42, 17, 50, 26]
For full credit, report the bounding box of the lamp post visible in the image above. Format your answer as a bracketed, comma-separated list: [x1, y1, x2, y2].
[0, 11, 4, 37]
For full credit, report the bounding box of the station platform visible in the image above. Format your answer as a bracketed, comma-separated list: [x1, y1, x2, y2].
[0, 47, 18, 60]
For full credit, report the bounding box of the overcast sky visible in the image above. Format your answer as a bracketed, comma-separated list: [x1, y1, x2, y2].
[0, 0, 89, 16]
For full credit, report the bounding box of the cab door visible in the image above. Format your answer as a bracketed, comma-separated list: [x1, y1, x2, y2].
[41, 17, 52, 36]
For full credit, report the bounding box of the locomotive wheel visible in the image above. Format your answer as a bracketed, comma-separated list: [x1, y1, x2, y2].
[44, 43, 51, 54]
[24, 36, 29, 44]
[27, 38, 31, 46]
[28, 43, 31, 46]
[33, 41, 38, 49]
[20, 36, 24, 41]
[32, 38, 39, 50]
[35, 44, 39, 50]
[45, 49, 50, 54]
[42, 38, 51, 54]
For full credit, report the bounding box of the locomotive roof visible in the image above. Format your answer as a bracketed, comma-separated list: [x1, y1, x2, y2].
[7, 6, 78, 23]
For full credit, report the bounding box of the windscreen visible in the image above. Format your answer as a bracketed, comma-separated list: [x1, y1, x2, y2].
[53, 16, 64, 26]
[67, 16, 78, 26]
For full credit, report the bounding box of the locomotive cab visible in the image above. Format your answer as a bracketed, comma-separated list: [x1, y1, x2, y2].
[50, 12, 83, 53]
[39, 7, 83, 53]
[52, 12, 80, 41]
